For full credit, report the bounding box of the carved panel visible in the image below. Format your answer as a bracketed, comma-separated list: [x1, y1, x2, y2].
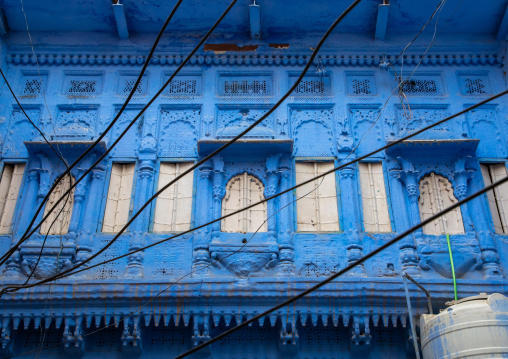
[395, 107, 453, 140]
[149, 236, 192, 277]
[300, 237, 344, 277]
[54, 107, 98, 140]
[348, 107, 382, 154]
[291, 108, 334, 157]
[465, 107, 505, 158]
[158, 108, 200, 158]
[216, 108, 275, 135]
[92, 236, 128, 280]
[110, 108, 143, 158]
[3, 108, 40, 158]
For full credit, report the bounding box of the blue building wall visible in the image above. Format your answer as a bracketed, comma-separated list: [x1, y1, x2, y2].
[0, 0, 507, 357]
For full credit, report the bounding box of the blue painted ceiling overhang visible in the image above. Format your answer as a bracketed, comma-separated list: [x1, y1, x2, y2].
[0, 0, 506, 38]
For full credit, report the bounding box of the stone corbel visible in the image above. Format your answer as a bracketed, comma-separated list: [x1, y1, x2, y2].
[63, 315, 85, 355]
[0, 316, 12, 353]
[279, 314, 298, 347]
[192, 313, 211, 346]
[122, 315, 142, 353]
[337, 117, 354, 152]
[351, 315, 371, 347]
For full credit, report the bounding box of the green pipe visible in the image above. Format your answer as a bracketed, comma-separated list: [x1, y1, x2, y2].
[446, 234, 458, 301]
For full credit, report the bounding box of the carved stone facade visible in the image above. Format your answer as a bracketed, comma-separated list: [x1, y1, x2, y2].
[0, 1, 507, 358]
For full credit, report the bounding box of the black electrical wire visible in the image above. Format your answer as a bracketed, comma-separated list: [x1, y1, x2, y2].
[0, 0, 239, 266]
[175, 173, 508, 358]
[0, 0, 363, 286]
[3, 86, 506, 295]
[392, 0, 445, 64]
[0, 67, 74, 283]
[6, 167, 508, 359]
[0, 108, 424, 357]
[0, 0, 185, 265]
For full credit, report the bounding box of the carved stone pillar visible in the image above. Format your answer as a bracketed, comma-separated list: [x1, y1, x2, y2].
[34, 168, 51, 229]
[388, 169, 420, 276]
[454, 159, 476, 237]
[456, 165, 502, 278]
[399, 159, 423, 240]
[126, 160, 154, 278]
[193, 165, 213, 275]
[75, 165, 105, 268]
[67, 169, 88, 238]
[277, 165, 295, 276]
[211, 156, 225, 239]
[265, 155, 282, 240]
[5, 169, 40, 277]
[340, 166, 366, 276]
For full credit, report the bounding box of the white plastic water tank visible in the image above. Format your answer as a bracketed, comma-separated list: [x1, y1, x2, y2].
[420, 293, 508, 359]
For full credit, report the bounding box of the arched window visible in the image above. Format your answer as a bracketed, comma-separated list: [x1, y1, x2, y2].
[221, 173, 267, 233]
[41, 174, 75, 235]
[418, 173, 464, 235]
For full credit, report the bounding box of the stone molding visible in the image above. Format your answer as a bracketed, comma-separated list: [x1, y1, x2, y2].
[5, 53, 502, 67]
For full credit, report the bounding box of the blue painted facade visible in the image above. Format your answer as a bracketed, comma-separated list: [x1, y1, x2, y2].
[0, 0, 507, 357]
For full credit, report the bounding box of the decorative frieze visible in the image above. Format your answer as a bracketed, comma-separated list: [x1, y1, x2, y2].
[6, 53, 502, 67]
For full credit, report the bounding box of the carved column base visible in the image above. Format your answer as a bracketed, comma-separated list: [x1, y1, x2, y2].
[125, 262, 144, 278]
[399, 246, 421, 277]
[125, 234, 144, 279]
[346, 245, 366, 277]
[4, 250, 22, 279]
[71, 245, 93, 279]
[192, 244, 211, 277]
[481, 248, 503, 278]
[277, 246, 295, 277]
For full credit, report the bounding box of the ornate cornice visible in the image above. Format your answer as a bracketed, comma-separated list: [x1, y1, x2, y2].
[5, 53, 503, 67]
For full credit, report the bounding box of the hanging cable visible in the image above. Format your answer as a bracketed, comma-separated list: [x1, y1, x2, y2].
[392, 0, 445, 65]
[2, 87, 506, 295]
[0, 0, 238, 265]
[0, 102, 442, 356]
[7, 164, 508, 359]
[175, 173, 508, 358]
[0, 0, 185, 264]
[0, 0, 364, 280]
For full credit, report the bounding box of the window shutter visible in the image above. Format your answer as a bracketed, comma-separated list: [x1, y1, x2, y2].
[295, 162, 319, 231]
[481, 164, 504, 233]
[102, 163, 135, 233]
[316, 163, 340, 232]
[153, 162, 193, 232]
[359, 163, 391, 233]
[221, 173, 267, 233]
[41, 174, 74, 235]
[0, 164, 25, 234]
[295, 162, 339, 232]
[489, 164, 508, 233]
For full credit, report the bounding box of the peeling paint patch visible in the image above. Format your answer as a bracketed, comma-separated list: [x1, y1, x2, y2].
[269, 43, 290, 49]
[203, 44, 259, 54]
